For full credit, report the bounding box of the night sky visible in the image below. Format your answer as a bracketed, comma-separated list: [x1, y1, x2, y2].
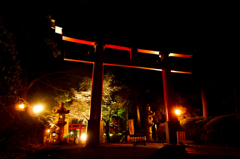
[2, 0, 238, 116]
[52, 1, 239, 116]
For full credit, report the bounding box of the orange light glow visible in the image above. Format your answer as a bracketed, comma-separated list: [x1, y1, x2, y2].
[137, 49, 159, 55]
[175, 109, 181, 116]
[171, 70, 192, 74]
[62, 36, 95, 45]
[81, 134, 87, 141]
[19, 104, 25, 109]
[65, 58, 191, 74]
[137, 50, 192, 58]
[47, 129, 50, 133]
[169, 53, 192, 58]
[105, 44, 131, 52]
[33, 105, 43, 113]
[50, 19, 55, 29]
[104, 63, 162, 71]
[64, 58, 94, 64]
[105, 44, 132, 59]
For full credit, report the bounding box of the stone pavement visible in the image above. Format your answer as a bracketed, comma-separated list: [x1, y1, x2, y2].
[19, 143, 240, 159]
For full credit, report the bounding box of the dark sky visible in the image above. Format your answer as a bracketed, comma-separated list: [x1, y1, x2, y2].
[52, 1, 238, 116]
[2, 0, 238, 116]
[51, 1, 238, 78]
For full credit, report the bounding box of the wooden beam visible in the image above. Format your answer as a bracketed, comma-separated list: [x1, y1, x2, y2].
[63, 36, 95, 46]
[61, 35, 192, 59]
[64, 58, 94, 64]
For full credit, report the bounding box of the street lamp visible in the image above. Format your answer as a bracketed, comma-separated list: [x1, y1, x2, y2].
[33, 105, 43, 113]
[19, 104, 25, 109]
[175, 109, 181, 116]
[81, 134, 87, 142]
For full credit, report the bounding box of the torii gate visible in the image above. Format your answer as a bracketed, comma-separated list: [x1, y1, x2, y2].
[50, 20, 201, 146]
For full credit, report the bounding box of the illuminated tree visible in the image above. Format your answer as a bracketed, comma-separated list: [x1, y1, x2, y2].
[59, 74, 122, 142]
[67, 82, 91, 123]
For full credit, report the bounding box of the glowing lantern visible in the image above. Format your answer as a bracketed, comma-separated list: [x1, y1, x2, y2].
[52, 102, 70, 144]
[33, 105, 43, 113]
[81, 134, 87, 141]
[175, 109, 181, 116]
[19, 104, 25, 109]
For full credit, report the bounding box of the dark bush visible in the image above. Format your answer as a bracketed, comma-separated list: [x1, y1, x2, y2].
[0, 99, 45, 158]
[180, 114, 240, 146]
[203, 114, 240, 146]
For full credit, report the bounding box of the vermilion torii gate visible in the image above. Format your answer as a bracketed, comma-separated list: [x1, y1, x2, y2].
[51, 21, 195, 146]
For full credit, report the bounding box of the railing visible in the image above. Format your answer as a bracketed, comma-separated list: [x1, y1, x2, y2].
[176, 131, 193, 145]
[133, 133, 146, 146]
[127, 133, 146, 145]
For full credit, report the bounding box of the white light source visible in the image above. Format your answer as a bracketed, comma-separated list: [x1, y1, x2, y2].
[55, 26, 62, 34]
[81, 134, 87, 141]
[33, 105, 43, 113]
[19, 104, 25, 109]
[175, 109, 181, 116]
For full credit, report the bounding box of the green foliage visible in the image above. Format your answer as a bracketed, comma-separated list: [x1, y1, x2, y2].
[101, 74, 122, 123]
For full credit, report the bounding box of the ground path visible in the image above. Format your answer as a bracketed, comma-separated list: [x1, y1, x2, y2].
[20, 143, 240, 159]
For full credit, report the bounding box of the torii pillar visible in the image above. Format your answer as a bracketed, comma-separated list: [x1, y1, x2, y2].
[201, 86, 208, 118]
[161, 51, 180, 144]
[86, 43, 105, 147]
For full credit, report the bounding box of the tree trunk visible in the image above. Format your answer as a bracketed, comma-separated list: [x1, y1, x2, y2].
[201, 86, 208, 118]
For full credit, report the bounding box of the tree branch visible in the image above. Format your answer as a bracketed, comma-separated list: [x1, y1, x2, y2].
[39, 80, 72, 92]
[27, 71, 69, 91]
[44, 77, 69, 87]
[26, 71, 88, 91]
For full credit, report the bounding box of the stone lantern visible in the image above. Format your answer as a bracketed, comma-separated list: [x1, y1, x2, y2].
[53, 102, 70, 144]
[145, 104, 155, 141]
